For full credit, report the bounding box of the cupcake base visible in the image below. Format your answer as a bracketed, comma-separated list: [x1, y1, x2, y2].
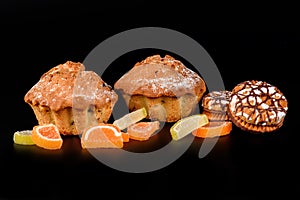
[30, 104, 113, 135]
[122, 94, 200, 122]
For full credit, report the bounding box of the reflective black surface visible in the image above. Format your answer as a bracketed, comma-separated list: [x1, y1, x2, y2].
[1, 1, 299, 199]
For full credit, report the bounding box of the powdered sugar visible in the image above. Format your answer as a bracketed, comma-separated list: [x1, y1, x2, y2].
[24, 61, 117, 111]
[115, 58, 204, 97]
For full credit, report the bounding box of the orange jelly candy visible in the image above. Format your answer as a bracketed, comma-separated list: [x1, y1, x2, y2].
[32, 124, 63, 150]
[127, 121, 160, 141]
[192, 121, 232, 138]
[81, 123, 124, 148]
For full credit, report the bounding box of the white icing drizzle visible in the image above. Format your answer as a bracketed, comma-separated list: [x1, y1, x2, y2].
[229, 80, 288, 126]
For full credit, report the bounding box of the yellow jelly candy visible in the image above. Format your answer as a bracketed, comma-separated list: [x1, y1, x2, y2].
[113, 107, 147, 130]
[170, 114, 209, 140]
[13, 130, 35, 145]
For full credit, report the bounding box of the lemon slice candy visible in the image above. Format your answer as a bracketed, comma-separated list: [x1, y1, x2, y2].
[13, 130, 35, 145]
[113, 107, 147, 130]
[170, 114, 209, 141]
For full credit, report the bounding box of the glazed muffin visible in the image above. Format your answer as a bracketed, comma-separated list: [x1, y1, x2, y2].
[114, 55, 206, 122]
[228, 80, 288, 133]
[201, 90, 232, 121]
[24, 61, 118, 135]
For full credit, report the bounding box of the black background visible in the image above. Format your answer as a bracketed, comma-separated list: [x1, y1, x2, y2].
[1, 1, 299, 199]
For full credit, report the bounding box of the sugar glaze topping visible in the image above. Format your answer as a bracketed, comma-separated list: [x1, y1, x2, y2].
[24, 61, 117, 111]
[114, 55, 206, 98]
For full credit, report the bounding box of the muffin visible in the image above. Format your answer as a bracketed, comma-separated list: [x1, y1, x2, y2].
[114, 55, 206, 122]
[228, 80, 288, 133]
[201, 90, 232, 121]
[24, 61, 118, 135]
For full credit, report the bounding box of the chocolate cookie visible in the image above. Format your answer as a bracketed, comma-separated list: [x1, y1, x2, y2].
[228, 80, 288, 133]
[201, 90, 231, 121]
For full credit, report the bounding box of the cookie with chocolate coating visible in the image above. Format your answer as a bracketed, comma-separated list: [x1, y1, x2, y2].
[201, 90, 231, 121]
[228, 80, 288, 133]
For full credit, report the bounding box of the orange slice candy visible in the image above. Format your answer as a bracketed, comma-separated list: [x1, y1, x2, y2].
[121, 132, 130, 142]
[127, 121, 160, 141]
[32, 124, 63, 150]
[192, 121, 232, 138]
[81, 123, 124, 148]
